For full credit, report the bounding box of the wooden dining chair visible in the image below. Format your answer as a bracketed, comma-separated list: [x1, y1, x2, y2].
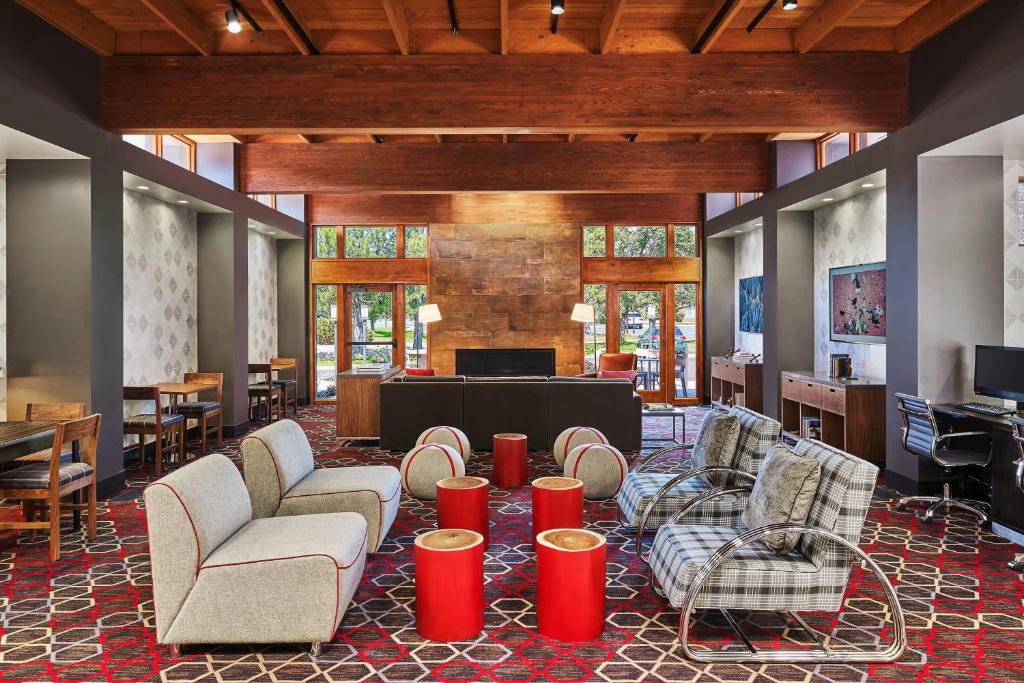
[0, 414, 102, 561]
[248, 364, 282, 423]
[174, 372, 223, 456]
[270, 358, 298, 416]
[16, 403, 88, 464]
[123, 386, 186, 476]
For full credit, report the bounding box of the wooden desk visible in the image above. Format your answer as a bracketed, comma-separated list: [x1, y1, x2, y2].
[710, 356, 763, 412]
[155, 382, 214, 411]
[780, 371, 886, 464]
[336, 366, 403, 440]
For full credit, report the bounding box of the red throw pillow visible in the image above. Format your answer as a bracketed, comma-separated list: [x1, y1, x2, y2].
[406, 368, 437, 376]
[598, 370, 637, 382]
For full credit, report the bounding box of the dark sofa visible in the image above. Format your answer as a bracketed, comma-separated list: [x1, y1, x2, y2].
[379, 375, 642, 452]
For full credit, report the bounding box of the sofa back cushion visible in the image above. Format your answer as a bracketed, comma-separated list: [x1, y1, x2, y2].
[144, 453, 252, 642]
[241, 419, 315, 518]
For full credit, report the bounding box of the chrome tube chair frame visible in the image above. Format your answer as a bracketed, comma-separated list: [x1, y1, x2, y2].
[615, 442, 693, 527]
[1007, 416, 1024, 571]
[894, 393, 992, 524]
[650, 486, 907, 664]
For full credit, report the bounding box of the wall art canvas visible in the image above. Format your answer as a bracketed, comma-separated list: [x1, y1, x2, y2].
[738, 275, 764, 334]
[829, 262, 886, 344]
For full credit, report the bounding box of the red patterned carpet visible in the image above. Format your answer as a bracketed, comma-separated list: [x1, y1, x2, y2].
[1, 405, 1023, 682]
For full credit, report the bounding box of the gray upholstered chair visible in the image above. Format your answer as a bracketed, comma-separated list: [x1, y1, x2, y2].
[241, 419, 401, 552]
[893, 393, 992, 524]
[647, 438, 905, 663]
[617, 406, 781, 559]
[144, 453, 368, 657]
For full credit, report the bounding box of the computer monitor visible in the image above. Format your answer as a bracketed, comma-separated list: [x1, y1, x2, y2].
[975, 345, 1024, 405]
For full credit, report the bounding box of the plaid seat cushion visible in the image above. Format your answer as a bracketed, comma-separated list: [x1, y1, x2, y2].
[617, 472, 748, 528]
[0, 462, 94, 489]
[272, 379, 297, 387]
[124, 413, 185, 429]
[650, 524, 834, 612]
[174, 401, 221, 415]
[248, 383, 278, 391]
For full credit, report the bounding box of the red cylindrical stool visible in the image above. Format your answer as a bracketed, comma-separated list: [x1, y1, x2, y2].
[437, 476, 490, 546]
[493, 433, 528, 488]
[414, 529, 485, 641]
[536, 528, 606, 642]
[531, 477, 584, 548]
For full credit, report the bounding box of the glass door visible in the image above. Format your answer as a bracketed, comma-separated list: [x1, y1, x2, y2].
[313, 284, 339, 400]
[617, 288, 663, 402]
[344, 285, 397, 369]
[672, 283, 700, 402]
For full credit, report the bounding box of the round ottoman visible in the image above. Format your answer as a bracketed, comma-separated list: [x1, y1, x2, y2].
[417, 425, 473, 462]
[563, 443, 628, 500]
[552, 427, 608, 467]
[414, 529, 485, 641]
[401, 444, 465, 500]
[437, 476, 490, 546]
[536, 528, 606, 641]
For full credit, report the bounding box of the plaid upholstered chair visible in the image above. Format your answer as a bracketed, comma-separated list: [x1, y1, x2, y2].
[647, 438, 906, 663]
[617, 406, 781, 559]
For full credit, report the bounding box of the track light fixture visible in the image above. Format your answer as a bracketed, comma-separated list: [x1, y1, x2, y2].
[447, 0, 460, 34]
[551, 0, 565, 15]
[225, 1, 263, 35]
[782, 0, 797, 9]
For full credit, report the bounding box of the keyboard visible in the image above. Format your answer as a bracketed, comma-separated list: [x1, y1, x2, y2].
[954, 401, 1014, 416]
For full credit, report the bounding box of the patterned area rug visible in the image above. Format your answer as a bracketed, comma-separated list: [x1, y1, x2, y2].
[1, 405, 1023, 682]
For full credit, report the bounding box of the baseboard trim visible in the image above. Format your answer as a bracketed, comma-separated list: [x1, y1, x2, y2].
[884, 469, 942, 496]
[98, 471, 126, 499]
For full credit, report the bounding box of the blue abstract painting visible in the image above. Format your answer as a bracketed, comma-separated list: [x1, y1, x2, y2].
[739, 275, 764, 334]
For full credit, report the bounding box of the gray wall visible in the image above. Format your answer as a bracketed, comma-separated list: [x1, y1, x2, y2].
[703, 236, 735, 397]
[278, 239, 310, 403]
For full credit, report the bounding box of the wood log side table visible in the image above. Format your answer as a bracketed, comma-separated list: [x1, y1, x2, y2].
[437, 476, 490, 546]
[536, 528, 607, 641]
[414, 529, 485, 642]
[531, 476, 583, 548]
[493, 433, 528, 488]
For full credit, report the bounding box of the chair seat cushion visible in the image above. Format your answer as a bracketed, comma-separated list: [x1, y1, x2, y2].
[124, 413, 185, 429]
[248, 383, 279, 392]
[0, 462, 94, 489]
[935, 448, 990, 467]
[203, 512, 368, 570]
[650, 524, 833, 612]
[174, 401, 221, 415]
[617, 472, 749, 528]
[279, 466, 402, 552]
[272, 379, 297, 387]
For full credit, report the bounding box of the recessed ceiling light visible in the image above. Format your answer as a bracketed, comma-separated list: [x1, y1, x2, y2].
[822, 197, 834, 202]
[177, 199, 189, 204]
[861, 182, 875, 188]
[754, 223, 762, 227]
[137, 185, 150, 190]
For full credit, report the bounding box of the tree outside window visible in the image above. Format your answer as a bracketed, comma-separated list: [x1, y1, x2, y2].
[613, 225, 666, 257]
[583, 226, 606, 257]
[344, 226, 398, 258]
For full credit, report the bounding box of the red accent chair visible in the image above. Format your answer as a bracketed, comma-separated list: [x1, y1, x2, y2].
[577, 353, 639, 388]
[406, 368, 437, 376]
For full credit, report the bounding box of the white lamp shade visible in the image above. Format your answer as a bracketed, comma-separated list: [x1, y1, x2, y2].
[571, 303, 595, 324]
[418, 303, 442, 324]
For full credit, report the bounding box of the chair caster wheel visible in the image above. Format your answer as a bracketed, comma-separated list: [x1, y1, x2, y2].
[894, 503, 906, 512]
[920, 516, 934, 525]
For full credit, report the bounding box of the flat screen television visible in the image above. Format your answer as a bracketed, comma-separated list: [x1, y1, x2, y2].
[455, 348, 556, 377]
[975, 345, 1024, 404]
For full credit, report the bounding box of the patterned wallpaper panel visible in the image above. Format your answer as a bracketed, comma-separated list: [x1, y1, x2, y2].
[813, 188, 887, 380]
[248, 230, 278, 365]
[1004, 160, 1024, 347]
[734, 227, 763, 356]
[0, 163, 6, 420]
[122, 190, 198, 400]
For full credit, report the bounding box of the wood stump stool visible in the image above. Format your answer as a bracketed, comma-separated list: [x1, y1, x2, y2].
[531, 477, 583, 548]
[437, 476, 490, 546]
[536, 528, 606, 641]
[493, 433, 528, 488]
[414, 529, 485, 641]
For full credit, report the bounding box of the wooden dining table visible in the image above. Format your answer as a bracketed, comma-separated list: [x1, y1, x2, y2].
[155, 382, 215, 412]
[0, 421, 81, 530]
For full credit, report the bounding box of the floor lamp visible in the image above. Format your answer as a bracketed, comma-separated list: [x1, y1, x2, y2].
[417, 304, 442, 369]
[572, 303, 597, 372]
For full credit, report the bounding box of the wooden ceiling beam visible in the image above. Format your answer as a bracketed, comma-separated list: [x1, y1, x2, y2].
[795, 0, 868, 54]
[697, 132, 713, 142]
[500, 0, 510, 54]
[894, 0, 988, 53]
[140, 0, 213, 56]
[102, 53, 909, 134]
[15, 0, 116, 56]
[258, 0, 317, 55]
[380, 0, 411, 55]
[239, 140, 770, 194]
[692, 0, 745, 54]
[599, 0, 627, 54]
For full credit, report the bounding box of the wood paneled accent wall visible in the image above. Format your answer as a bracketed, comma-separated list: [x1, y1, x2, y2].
[429, 223, 582, 376]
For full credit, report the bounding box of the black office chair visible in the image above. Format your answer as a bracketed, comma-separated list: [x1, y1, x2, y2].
[893, 392, 992, 525]
[1007, 417, 1024, 570]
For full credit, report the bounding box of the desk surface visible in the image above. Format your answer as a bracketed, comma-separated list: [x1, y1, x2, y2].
[933, 403, 1023, 428]
[782, 370, 885, 389]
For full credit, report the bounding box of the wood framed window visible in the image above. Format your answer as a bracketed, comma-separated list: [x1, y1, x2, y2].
[817, 133, 852, 168]
[123, 134, 196, 172]
[248, 193, 277, 209]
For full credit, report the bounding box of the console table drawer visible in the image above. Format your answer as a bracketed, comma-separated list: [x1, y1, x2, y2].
[781, 375, 802, 401]
[821, 385, 845, 415]
[798, 381, 822, 407]
[722, 363, 746, 384]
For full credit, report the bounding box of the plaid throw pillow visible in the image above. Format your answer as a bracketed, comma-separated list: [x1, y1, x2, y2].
[691, 412, 740, 487]
[742, 444, 822, 554]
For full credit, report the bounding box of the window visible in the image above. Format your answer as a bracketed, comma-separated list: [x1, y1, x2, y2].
[856, 132, 887, 149]
[673, 283, 698, 399]
[736, 193, 759, 206]
[249, 193, 277, 208]
[613, 225, 667, 257]
[674, 225, 697, 257]
[583, 225, 607, 257]
[123, 135, 157, 153]
[819, 133, 851, 167]
[314, 285, 338, 399]
[160, 135, 195, 171]
[314, 226, 338, 258]
[405, 226, 428, 258]
[344, 226, 398, 258]
[405, 284, 429, 367]
[582, 284, 607, 373]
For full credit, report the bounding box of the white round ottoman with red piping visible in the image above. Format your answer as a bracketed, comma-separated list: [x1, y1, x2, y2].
[416, 425, 473, 463]
[563, 443, 628, 500]
[400, 444, 466, 500]
[552, 427, 609, 467]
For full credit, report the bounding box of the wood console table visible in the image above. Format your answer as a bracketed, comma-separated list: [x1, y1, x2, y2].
[710, 356, 763, 412]
[780, 370, 886, 464]
[336, 366, 403, 440]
